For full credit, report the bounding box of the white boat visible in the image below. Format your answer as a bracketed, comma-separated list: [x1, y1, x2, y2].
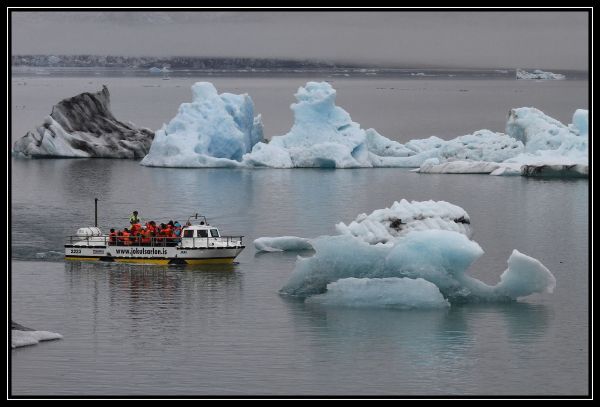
[64, 215, 245, 265]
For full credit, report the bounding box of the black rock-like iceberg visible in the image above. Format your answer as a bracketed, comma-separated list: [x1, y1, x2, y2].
[13, 85, 154, 158]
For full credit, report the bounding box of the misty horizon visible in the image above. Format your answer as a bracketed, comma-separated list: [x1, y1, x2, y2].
[10, 10, 589, 71]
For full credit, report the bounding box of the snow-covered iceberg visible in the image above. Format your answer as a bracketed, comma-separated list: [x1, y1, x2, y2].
[516, 69, 566, 80]
[254, 236, 313, 252]
[417, 108, 588, 177]
[140, 82, 264, 167]
[278, 200, 556, 307]
[11, 321, 62, 349]
[13, 85, 154, 158]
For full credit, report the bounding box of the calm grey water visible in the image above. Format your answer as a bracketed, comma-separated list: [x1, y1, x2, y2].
[10, 75, 589, 396]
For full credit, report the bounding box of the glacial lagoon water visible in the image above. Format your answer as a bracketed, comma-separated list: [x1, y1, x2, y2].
[10, 74, 589, 396]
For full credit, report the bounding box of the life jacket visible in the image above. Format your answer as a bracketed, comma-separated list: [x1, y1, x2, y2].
[163, 227, 174, 244]
[122, 231, 132, 245]
[109, 232, 117, 245]
[130, 223, 141, 235]
[141, 229, 152, 245]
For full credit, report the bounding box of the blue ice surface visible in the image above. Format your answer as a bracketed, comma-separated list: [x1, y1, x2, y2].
[277, 200, 556, 308]
[140, 81, 587, 175]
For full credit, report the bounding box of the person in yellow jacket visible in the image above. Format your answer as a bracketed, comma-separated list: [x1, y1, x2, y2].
[129, 210, 141, 225]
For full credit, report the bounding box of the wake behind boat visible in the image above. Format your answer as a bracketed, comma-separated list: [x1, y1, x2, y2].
[64, 211, 244, 265]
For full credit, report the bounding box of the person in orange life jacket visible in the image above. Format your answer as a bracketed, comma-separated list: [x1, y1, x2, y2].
[109, 228, 117, 245]
[141, 228, 152, 246]
[163, 222, 174, 245]
[122, 228, 132, 246]
[154, 223, 165, 245]
[130, 222, 141, 236]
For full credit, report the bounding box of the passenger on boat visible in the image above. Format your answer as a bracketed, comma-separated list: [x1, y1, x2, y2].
[129, 210, 141, 225]
[109, 228, 117, 246]
[130, 222, 142, 236]
[164, 222, 176, 246]
[174, 221, 182, 237]
[141, 228, 152, 246]
[122, 228, 132, 246]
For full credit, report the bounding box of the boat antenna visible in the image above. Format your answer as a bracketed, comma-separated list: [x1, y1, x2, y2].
[94, 198, 98, 227]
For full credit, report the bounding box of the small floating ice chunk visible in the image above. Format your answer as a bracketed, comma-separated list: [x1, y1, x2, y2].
[495, 250, 556, 298]
[12, 326, 62, 348]
[254, 236, 313, 252]
[516, 69, 565, 80]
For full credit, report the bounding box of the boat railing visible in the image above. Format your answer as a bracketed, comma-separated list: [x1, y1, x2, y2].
[66, 235, 244, 248]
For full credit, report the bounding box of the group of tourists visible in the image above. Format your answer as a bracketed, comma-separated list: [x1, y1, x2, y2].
[108, 211, 183, 247]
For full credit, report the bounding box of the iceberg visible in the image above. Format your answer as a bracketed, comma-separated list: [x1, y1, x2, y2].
[254, 236, 313, 252]
[141, 81, 426, 168]
[243, 81, 387, 168]
[417, 160, 501, 174]
[334, 199, 472, 243]
[279, 200, 556, 306]
[149, 66, 170, 73]
[417, 108, 588, 177]
[516, 69, 566, 80]
[12, 85, 154, 158]
[11, 321, 62, 349]
[140, 82, 264, 167]
[138, 80, 586, 176]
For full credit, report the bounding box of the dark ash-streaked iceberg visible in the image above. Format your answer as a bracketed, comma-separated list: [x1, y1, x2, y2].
[13, 85, 154, 158]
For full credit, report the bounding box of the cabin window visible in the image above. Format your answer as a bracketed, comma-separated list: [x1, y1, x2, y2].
[198, 230, 209, 238]
[210, 229, 220, 237]
[183, 230, 194, 238]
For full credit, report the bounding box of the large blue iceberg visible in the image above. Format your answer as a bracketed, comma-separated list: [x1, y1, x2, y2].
[274, 200, 556, 308]
[140, 81, 587, 177]
[243, 81, 412, 168]
[140, 82, 264, 167]
[141, 81, 414, 168]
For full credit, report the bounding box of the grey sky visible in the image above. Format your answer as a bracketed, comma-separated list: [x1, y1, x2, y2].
[11, 11, 589, 70]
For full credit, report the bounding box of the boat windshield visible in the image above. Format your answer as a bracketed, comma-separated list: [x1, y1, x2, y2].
[210, 229, 220, 237]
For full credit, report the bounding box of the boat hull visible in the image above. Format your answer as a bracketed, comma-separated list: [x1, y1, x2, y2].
[64, 245, 244, 265]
